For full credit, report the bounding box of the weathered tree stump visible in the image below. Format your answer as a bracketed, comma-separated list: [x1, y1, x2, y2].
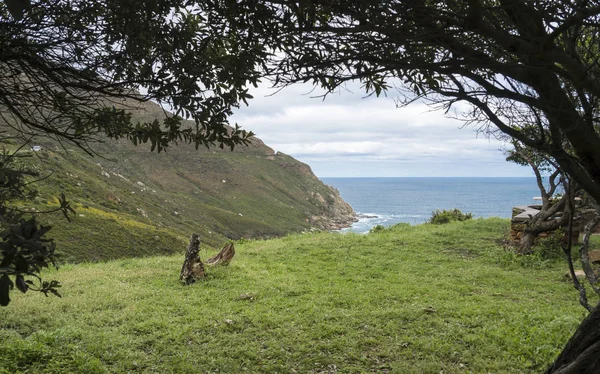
[206, 242, 235, 266]
[179, 234, 205, 285]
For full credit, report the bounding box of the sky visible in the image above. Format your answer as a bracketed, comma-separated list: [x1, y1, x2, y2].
[230, 82, 533, 178]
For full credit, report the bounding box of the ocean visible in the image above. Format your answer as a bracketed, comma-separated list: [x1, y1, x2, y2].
[321, 177, 540, 233]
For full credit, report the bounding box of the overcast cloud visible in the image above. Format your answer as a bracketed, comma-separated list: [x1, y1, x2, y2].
[231, 83, 532, 178]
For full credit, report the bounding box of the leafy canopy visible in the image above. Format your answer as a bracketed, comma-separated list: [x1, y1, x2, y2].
[1, 0, 262, 152]
[211, 1, 600, 205]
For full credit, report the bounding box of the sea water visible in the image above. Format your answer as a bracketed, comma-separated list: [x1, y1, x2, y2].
[321, 177, 540, 233]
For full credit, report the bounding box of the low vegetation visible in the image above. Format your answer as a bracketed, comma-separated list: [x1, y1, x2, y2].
[429, 209, 473, 225]
[0, 218, 592, 373]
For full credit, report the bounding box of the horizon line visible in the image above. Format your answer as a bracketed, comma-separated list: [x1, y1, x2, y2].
[318, 175, 534, 178]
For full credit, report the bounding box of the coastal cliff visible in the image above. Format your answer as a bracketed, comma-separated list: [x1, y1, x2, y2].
[5, 99, 356, 262]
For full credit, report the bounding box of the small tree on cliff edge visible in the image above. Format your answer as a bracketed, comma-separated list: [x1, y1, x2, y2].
[505, 140, 579, 254]
[0, 0, 260, 305]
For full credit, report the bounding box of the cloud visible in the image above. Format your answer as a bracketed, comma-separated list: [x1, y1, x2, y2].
[231, 83, 532, 177]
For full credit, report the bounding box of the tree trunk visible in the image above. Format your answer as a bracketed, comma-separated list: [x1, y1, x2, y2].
[517, 230, 537, 254]
[206, 242, 235, 266]
[547, 208, 600, 373]
[517, 216, 565, 253]
[546, 303, 600, 374]
[179, 234, 205, 285]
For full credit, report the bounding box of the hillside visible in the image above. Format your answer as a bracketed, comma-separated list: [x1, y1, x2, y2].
[3, 99, 355, 262]
[0, 219, 587, 373]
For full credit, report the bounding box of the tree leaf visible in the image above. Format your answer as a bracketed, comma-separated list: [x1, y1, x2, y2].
[15, 255, 28, 273]
[0, 274, 14, 306]
[15, 274, 28, 293]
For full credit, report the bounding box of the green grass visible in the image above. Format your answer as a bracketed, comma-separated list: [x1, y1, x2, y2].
[0, 218, 592, 373]
[43, 206, 189, 262]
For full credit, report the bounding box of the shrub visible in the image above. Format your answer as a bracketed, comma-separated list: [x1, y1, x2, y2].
[429, 209, 473, 224]
[369, 224, 386, 233]
[536, 230, 566, 260]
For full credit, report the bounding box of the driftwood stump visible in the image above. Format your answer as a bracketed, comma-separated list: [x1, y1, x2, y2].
[207, 242, 235, 266]
[179, 234, 205, 285]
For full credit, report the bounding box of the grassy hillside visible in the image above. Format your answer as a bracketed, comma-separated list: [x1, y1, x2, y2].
[0, 218, 592, 373]
[2, 99, 354, 262]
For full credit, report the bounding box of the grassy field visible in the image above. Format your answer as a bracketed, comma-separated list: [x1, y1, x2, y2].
[0, 218, 593, 373]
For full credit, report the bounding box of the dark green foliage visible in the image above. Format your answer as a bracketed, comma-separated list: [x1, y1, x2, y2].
[1, 0, 258, 153]
[2, 0, 30, 20]
[429, 209, 473, 225]
[498, 234, 569, 270]
[536, 231, 568, 261]
[0, 146, 66, 305]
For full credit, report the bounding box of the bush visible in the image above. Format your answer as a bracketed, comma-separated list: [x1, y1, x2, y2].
[369, 222, 411, 234]
[498, 229, 567, 269]
[369, 224, 386, 233]
[429, 209, 473, 225]
[536, 230, 566, 260]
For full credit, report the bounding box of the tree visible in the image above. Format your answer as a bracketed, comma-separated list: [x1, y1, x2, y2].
[1, 0, 258, 152]
[0, 135, 66, 305]
[505, 140, 578, 253]
[203, 1, 600, 372]
[505, 141, 600, 317]
[0, 0, 261, 305]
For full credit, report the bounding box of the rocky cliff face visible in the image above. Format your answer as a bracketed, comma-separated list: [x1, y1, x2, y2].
[258, 151, 357, 231]
[306, 186, 357, 230]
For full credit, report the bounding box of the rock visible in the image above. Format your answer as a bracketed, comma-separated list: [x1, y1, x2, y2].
[239, 293, 255, 301]
[357, 214, 378, 219]
[565, 270, 587, 281]
[307, 185, 357, 231]
[511, 205, 541, 223]
[136, 208, 148, 218]
[589, 250, 600, 264]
